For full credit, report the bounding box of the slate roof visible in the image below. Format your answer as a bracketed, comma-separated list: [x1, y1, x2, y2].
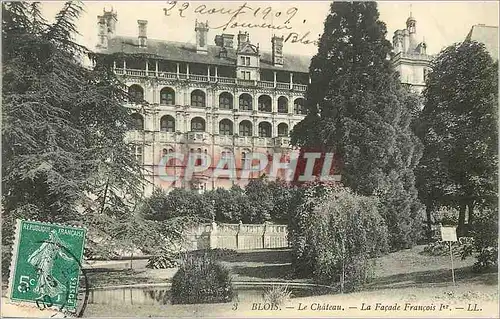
[466, 25, 499, 60]
[99, 36, 312, 73]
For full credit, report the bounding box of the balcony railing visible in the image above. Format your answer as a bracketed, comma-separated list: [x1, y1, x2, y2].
[187, 131, 210, 143]
[274, 137, 291, 148]
[114, 68, 307, 92]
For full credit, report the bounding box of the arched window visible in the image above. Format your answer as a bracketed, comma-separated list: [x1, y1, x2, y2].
[239, 120, 252, 137]
[191, 117, 206, 132]
[258, 95, 272, 112]
[294, 98, 306, 115]
[239, 93, 252, 111]
[191, 89, 206, 107]
[128, 85, 144, 103]
[278, 123, 289, 137]
[278, 96, 288, 113]
[160, 115, 175, 132]
[131, 113, 144, 130]
[219, 92, 233, 109]
[160, 87, 175, 105]
[219, 119, 233, 136]
[258, 122, 272, 137]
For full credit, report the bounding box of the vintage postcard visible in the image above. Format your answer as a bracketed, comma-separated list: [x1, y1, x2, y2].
[1, 1, 498, 318]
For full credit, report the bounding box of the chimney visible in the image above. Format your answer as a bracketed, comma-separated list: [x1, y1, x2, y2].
[97, 14, 108, 49]
[195, 20, 209, 54]
[215, 34, 234, 49]
[222, 34, 234, 49]
[97, 8, 117, 49]
[237, 31, 249, 50]
[272, 35, 284, 66]
[138, 20, 147, 47]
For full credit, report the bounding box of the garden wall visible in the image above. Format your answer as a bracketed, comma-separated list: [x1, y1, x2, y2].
[183, 222, 289, 251]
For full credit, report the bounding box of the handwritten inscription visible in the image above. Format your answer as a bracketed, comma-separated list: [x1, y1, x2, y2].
[163, 1, 317, 45]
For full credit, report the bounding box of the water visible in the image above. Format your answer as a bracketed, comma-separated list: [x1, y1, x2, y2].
[87, 285, 326, 306]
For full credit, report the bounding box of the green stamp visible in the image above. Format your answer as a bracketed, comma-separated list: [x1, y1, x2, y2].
[8, 219, 87, 311]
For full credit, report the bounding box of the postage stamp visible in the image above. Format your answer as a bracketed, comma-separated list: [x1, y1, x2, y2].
[8, 219, 87, 312]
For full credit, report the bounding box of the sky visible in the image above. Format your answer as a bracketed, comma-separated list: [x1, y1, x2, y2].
[40, 1, 499, 57]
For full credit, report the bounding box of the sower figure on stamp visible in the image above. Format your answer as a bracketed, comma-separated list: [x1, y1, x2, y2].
[27, 230, 73, 299]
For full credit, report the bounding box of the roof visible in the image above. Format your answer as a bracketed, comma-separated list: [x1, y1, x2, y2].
[466, 25, 499, 60]
[98, 36, 312, 73]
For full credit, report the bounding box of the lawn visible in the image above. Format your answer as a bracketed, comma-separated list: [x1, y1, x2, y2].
[3, 245, 497, 318]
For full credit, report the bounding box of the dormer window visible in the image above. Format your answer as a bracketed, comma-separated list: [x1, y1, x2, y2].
[240, 56, 250, 66]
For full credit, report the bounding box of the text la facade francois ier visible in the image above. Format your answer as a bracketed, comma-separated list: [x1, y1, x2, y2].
[91, 9, 431, 195]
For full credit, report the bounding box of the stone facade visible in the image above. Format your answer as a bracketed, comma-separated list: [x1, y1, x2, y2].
[94, 9, 432, 194]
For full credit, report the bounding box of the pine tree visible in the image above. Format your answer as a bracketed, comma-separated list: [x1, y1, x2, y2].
[291, 2, 424, 250]
[416, 41, 498, 236]
[2, 2, 164, 259]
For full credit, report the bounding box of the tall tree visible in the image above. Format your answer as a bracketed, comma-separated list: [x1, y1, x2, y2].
[291, 2, 424, 250]
[2, 2, 162, 259]
[416, 41, 498, 235]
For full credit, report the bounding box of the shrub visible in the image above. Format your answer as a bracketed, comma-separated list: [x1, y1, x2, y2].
[146, 248, 179, 269]
[288, 181, 336, 278]
[171, 254, 234, 304]
[263, 284, 292, 306]
[304, 187, 389, 292]
[470, 208, 498, 271]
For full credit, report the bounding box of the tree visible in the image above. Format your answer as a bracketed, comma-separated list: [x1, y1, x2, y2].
[2, 2, 164, 260]
[307, 187, 388, 292]
[416, 41, 498, 236]
[290, 2, 424, 250]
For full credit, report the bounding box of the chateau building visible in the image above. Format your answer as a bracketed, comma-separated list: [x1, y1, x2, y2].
[94, 9, 431, 195]
[391, 14, 433, 94]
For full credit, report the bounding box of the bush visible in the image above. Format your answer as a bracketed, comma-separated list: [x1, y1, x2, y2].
[263, 284, 292, 306]
[303, 186, 389, 292]
[171, 254, 234, 304]
[288, 181, 337, 278]
[470, 208, 498, 271]
[146, 248, 179, 269]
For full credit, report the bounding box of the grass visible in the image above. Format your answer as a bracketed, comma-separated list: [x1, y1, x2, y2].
[5, 246, 493, 317]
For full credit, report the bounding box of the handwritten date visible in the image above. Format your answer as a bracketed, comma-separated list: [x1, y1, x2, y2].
[163, 2, 299, 31]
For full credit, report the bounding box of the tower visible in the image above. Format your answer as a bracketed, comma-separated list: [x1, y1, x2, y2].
[406, 13, 417, 52]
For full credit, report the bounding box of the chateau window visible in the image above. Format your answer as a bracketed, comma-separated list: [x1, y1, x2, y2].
[239, 93, 252, 111]
[423, 68, 429, 82]
[294, 98, 306, 115]
[191, 117, 206, 132]
[277, 123, 289, 137]
[195, 148, 202, 166]
[219, 92, 233, 109]
[241, 151, 249, 169]
[240, 56, 250, 66]
[258, 95, 272, 112]
[239, 120, 252, 137]
[258, 122, 272, 137]
[191, 89, 206, 107]
[160, 115, 175, 132]
[240, 71, 251, 80]
[131, 113, 144, 130]
[160, 87, 175, 105]
[278, 96, 288, 113]
[134, 145, 143, 163]
[128, 85, 144, 104]
[219, 119, 233, 136]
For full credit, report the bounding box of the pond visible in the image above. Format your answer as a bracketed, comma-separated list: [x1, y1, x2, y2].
[86, 285, 331, 306]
